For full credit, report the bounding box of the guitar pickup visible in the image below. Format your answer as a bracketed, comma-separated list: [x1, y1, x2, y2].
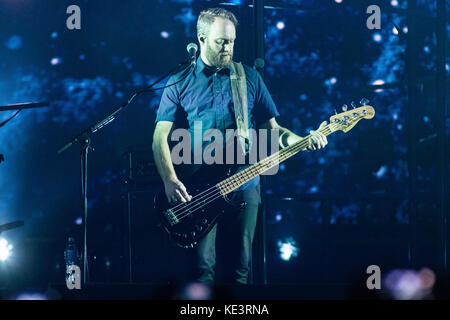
[163, 209, 179, 226]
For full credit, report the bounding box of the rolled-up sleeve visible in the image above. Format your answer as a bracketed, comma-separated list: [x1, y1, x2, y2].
[253, 72, 280, 126]
[155, 76, 179, 123]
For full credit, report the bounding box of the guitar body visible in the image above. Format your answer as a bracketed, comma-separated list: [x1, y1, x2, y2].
[154, 167, 246, 248]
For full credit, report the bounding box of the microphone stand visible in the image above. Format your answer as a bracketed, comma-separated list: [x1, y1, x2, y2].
[57, 60, 192, 285]
[0, 221, 25, 234]
[1, 102, 51, 165]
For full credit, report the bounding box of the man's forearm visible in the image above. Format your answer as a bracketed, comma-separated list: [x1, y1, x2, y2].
[152, 139, 177, 183]
[279, 123, 328, 151]
[278, 126, 303, 148]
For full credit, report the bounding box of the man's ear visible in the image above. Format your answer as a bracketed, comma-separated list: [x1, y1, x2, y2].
[198, 33, 205, 43]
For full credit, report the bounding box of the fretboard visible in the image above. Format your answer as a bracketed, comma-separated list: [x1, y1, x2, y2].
[216, 124, 334, 195]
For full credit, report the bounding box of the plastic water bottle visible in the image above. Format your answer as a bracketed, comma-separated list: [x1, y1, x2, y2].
[64, 237, 79, 282]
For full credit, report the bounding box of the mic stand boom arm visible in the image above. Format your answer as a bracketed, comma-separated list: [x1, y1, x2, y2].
[57, 60, 191, 155]
[56, 59, 192, 285]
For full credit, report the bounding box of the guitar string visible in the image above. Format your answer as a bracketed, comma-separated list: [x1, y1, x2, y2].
[167, 123, 333, 213]
[170, 124, 335, 219]
[170, 124, 336, 221]
[217, 125, 334, 195]
[170, 124, 336, 220]
[172, 128, 330, 222]
[167, 124, 334, 217]
[167, 108, 369, 214]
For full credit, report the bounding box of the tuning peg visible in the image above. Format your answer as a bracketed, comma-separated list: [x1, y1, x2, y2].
[334, 107, 338, 115]
[351, 101, 357, 109]
[360, 98, 370, 105]
[342, 104, 348, 112]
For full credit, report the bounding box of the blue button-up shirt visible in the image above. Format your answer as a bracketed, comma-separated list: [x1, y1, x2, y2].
[155, 56, 279, 190]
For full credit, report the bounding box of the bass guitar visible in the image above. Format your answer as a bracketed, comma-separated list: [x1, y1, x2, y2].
[154, 104, 375, 248]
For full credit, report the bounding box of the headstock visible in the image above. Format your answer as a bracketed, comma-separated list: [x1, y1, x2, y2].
[329, 99, 375, 133]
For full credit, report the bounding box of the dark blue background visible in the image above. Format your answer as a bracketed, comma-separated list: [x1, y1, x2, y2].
[0, 0, 448, 290]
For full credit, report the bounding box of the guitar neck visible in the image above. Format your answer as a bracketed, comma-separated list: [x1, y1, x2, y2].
[216, 124, 334, 195]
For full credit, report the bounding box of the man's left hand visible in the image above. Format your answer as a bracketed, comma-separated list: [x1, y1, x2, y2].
[306, 121, 328, 151]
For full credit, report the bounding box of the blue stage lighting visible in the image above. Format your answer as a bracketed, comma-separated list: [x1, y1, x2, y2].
[4, 35, 23, 50]
[50, 57, 61, 66]
[373, 33, 382, 42]
[276, 21, 285, 30]
[0, 238, 13, 261]
[374, 165, 387, 179]
[384, 268, 435, 300]
[277, 237, 299, 261]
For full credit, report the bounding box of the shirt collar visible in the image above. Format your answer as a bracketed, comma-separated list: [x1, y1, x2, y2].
[195, 56, 232, 75]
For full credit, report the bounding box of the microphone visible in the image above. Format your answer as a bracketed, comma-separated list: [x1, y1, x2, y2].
[186, 43, 198, 66]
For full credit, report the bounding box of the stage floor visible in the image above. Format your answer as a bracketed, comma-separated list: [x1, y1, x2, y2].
[1, 282, 384, 300]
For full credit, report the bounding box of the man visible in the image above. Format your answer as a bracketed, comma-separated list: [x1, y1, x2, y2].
[152, 7, 327, 284]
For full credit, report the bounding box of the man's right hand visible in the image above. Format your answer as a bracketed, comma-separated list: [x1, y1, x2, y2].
[164, 177, 193, 204]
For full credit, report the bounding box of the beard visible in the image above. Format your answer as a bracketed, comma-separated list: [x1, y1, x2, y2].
[205, 42, 233, 68]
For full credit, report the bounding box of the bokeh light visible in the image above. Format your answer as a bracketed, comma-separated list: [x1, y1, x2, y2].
[372, 33, 382, 42]
[276, 21, 285, 30]
[0, 238, 13, 261]
[384, 268, 436, 300]
[50, 57, 61, 65]
[160, 31, 170, 39]
[4, 35, 23, 50]
[278, 237, 299, 261]
[179, 282, 213, 300]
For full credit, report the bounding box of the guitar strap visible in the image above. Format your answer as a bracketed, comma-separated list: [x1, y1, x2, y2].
[229, 61, 250, 155]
